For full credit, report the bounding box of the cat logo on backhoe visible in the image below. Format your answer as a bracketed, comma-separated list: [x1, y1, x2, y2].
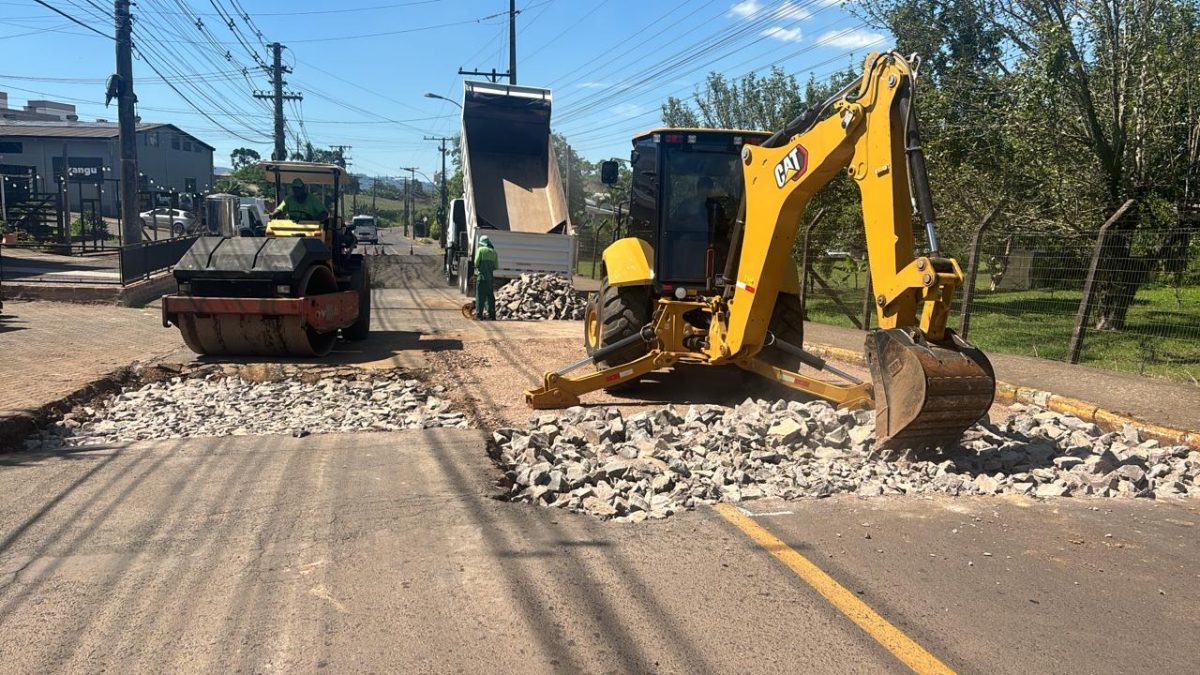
[773, 144, 808, 188]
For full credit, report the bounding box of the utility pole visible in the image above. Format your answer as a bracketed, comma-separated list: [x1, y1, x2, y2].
[424, 136, 451, 246]
[113, 0, 140, 244]
[402, 177, 409, 237]
[254, 43, 302, 161]
[458, 1, 518, 84]
[508, 0, 517, 85]
[399, 166, 418, 237]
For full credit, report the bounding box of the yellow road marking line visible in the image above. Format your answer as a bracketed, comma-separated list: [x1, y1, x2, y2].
[714, 503, 955, 675]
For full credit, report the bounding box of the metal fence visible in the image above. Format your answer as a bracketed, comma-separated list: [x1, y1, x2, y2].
[803, 202, 1200, 382]
[574, 218, 621, 280]
[118, 235, 198, 284]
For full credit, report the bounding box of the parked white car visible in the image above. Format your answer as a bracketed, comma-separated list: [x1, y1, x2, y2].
[140, 207, 199, 237]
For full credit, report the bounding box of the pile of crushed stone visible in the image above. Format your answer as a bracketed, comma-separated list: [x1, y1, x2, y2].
[495, 273, 587, 320]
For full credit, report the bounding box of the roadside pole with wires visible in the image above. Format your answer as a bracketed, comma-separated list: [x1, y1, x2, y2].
[113, 0, 140, 245]
[254, 43, 303, 161]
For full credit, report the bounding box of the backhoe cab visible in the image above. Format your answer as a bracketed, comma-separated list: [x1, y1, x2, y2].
[527, 51, 996, 451]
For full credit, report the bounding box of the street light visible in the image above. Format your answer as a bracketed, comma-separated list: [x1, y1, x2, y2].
[423, 92, 462, 109]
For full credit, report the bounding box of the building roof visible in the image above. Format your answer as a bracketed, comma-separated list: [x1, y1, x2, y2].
[0, 121, 215, 151]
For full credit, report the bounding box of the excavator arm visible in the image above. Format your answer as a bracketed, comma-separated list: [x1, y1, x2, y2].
[715, 52, 939, 357]
[712, 51, 995, 448]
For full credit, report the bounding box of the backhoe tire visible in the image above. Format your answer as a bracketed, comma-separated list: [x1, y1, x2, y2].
[344, 264, 371, 341]
[760, 292, 805, 372]
[583, 293, 602, 355]
[595, 278, 652, 392]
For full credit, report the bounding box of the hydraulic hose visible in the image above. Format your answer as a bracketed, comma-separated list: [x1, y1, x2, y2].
[900, 82, 940, 256]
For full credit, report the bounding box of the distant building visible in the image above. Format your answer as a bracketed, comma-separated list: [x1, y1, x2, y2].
[0, 92, 214, 218]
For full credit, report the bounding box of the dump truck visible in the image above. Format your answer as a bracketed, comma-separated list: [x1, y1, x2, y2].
[451, 80, 575, 296]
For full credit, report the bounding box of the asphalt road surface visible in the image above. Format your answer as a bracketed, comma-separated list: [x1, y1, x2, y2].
[3, 249, 1199, 673]
[2, 429, 1197, 673]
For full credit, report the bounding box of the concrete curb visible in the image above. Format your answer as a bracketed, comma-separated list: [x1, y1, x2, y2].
[2, 272, 173, 306]
[0, 367, 134, 451]
[806, 343, 1200, 451]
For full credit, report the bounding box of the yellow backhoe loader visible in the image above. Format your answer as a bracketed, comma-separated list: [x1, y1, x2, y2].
[526, 51, 996, 451]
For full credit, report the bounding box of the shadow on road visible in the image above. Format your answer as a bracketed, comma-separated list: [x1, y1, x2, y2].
[0, 311, 29, 334]
[187, 330, 464, 367]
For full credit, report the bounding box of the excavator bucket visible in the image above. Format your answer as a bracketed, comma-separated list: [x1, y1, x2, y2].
[865, 328, 996, 451]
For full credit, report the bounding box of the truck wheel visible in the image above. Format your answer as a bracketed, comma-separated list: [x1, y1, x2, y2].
[457, 256, 472, 296]
[759, 292, 805, 372]
[344, 264, 371, 341]
[595, 278, 652, 392]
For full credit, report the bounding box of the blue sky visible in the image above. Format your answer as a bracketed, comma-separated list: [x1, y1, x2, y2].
[0, 0, 887, 181]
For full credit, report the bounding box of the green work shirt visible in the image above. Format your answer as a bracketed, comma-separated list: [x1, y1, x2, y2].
[274, 192, 326, 220]
[474, 244, 498, 282]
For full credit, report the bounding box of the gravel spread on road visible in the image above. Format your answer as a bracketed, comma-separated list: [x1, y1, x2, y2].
[491, 399, 1200, 522]
[28, 368, 468, 449]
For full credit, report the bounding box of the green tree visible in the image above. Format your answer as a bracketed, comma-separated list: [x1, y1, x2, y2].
[289, 142, 349, 168]
[661, 67, 810, 131]
[230, 147, 261, 170]
[859, 0, 1200, 329]
[661, 65, 866, 254]
[552, 132, 588, 225]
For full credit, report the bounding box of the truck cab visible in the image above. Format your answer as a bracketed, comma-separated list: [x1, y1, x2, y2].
[352, 215, 379, 245]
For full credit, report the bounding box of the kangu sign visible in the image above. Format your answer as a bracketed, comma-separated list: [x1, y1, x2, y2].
[51, 157, 106, 184]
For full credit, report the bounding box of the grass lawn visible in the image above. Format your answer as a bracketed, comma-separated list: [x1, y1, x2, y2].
[803, 258, 1200, 383]
[566, 253, 1200, 383]
[576, 259, 603, 279]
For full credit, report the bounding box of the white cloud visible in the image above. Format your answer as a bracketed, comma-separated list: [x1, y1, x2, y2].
[817, 28, 886, 49]
[578, 81, 608, 89]
[613, 103, 645, 119]
[729, 0, 762, 18]
[762, 26, 803, 42]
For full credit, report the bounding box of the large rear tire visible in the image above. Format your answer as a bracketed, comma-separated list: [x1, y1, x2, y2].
[595, 278, 652, 392]
[344, 264, 371, 341]
[759, 292, 806, 372]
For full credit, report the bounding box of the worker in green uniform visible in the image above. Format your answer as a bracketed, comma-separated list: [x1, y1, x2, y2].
[273, 178, 328, 221]
[473, 235, 498, 320]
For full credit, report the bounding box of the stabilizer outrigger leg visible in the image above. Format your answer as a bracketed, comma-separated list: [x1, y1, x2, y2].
[526, 324, 665, 409]
[736, 335, 874, 410]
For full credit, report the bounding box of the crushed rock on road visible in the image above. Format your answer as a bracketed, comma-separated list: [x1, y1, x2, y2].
[491, 399, 1200, 522]
[495, 273, 587, 321]
[26, 367, 468, 449]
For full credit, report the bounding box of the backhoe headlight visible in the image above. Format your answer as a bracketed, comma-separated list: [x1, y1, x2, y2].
[674, 287, 687, 299]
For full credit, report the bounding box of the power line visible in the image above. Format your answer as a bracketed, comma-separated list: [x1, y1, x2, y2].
[134, 44, 271, 143]
[29, 0, 111, 39]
